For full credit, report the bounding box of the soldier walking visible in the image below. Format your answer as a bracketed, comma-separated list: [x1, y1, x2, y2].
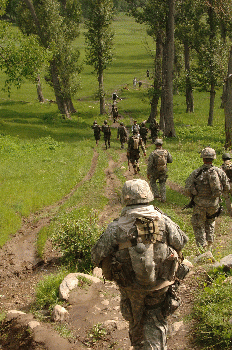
[101, 120, 111, 149]
[117, 122, 127, 149]
[91, 179, 189, 350]
[127, 129, 146, 174]
[185, 147, 230, 253]
[149, 120, 159, 143]
[147, 139, 172, 202]
[140, 122, 149, 146]
[221, 152, 232, 216]
[91, 121, 101, 146]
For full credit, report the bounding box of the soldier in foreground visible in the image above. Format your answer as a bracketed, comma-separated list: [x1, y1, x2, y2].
[127, 129, 146, 174]
[91, 179, 189, 350]
[117, 122, 127, 149]
[221, 152, 232, 216]
[147, 139, 173, 202]
[102, 120, 111, 149]
[92, 121, 101, 146]
[185, 147, 230, 253]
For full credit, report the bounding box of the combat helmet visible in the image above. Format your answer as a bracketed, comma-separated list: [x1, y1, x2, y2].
[154, 138, 163, 145]
[121, 179, 154, 206]
[200, 147, 216, 159]
[222, 152, 232, 160]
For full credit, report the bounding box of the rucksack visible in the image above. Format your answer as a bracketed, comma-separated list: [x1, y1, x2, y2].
[223, 161, 232, 181]
[154, 150, 167, 172]
[133, 136, 140, 149]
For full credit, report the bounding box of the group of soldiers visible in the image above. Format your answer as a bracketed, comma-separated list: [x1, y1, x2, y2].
[91, 118, 232, 349]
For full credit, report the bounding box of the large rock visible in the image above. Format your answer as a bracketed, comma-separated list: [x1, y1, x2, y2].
[51, 305, 69, 322]
[212, 254, 232, 270]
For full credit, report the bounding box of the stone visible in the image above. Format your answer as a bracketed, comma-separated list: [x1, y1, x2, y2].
[92, 267, 103, 278]
[51, 305, 69, 322]
[28, 321, 40, 329]
[194, 251, 215, 264]
[59, 273, 79, 300]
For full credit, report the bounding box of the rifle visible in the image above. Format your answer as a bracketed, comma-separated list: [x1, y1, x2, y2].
[182, 196, 195, 210]
[206, 205, 223, 219]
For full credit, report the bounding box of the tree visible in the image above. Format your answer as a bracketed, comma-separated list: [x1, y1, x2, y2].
[16, 0, 81, 118]
[224, 46, 232, 149]
[85, 0, 114, 115]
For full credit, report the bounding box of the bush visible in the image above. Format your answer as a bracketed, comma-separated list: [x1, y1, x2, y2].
[52, 211, 102, 272]
[34, 270, 68, 312]
[192, 267, 232, 349]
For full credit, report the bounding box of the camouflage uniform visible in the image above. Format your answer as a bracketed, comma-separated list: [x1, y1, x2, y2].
[147, 139, 173, 202]
[221, 153, 232, 216]
[185, 147, 230, 250]
[149, 121, 159, 143]
[140, 122, 148, 146]
[92, 121, 101, 145]
[127, 130, 146, 174]
[117, 122, 127, 149]
[91, 179, 189, 350]
[102, 120, 111, 149]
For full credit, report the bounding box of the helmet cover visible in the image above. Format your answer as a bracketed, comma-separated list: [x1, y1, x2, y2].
[200, 147, 216, 159]
[154, 138, 163, 145]
[222, 152, 232, 160]
[121, 179, 154, 206]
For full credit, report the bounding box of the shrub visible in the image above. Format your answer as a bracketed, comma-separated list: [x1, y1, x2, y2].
[192, 267, 232, 349]
[52, 211, 102, 272]
[34, 269, 68, 312]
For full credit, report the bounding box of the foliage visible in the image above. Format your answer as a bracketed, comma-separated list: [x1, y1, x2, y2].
[192, 268, 232, 349]
[34, 269, 68, 311]
[52, 211, 103, 272]
[88, 323, 107, 343]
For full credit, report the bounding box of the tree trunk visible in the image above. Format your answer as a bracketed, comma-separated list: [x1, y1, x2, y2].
[98, 72, 105, 115]
[163, 0, 176, 137]
[208, 83, 215, 126]
[224, 46, 232, 149]
[148, 30, 164, 123]
[36, 74, 45, 103]
[160, 40, 167, 132]
[50, 61, 71, 119]
[184, 41, 194, 113]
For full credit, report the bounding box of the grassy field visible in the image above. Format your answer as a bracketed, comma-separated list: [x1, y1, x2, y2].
[0, 12, 229, 255]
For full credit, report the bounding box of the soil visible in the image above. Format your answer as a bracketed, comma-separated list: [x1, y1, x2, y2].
[0, 129, 231, 350]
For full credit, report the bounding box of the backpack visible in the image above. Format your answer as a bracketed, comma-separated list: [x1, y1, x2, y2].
[208, 167, 222, 197]
[133, 136, 140, 149]
[223, 161, 232, 181]
[102, 216, 179, 289]
[154, 150, 167, 172]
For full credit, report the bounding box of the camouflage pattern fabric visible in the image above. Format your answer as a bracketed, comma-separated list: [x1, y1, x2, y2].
[185, 164, 230, 247]
[127, 135, 146, 173]
[102, 124, 111, 149]
[91, 203, 188, 349]
[117, 125, 127, 149]
[92, 124, 101, 141]
[221, 160, 232, 215]
[147, 149, 173, 202]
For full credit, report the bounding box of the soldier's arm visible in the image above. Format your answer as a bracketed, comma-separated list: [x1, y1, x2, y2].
[167, 151, 173, 163]
[164, 216, 189, 252]
[185, 170, 198, 197]
[91, 221, 118, 267]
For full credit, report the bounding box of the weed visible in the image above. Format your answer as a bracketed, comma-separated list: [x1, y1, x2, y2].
[88, 323, 107, 343]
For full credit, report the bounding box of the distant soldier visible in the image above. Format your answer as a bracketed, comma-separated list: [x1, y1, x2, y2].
[127, 128, 146, 174]
[117, 122, 127, 149]
[221, 152, 232, 216]
[149, 120, 159, 143]
[92, 121, 101, 146]
[112, 91, 119, 104]
[185, 147, 230, 253]
[133, 77, 137, 87]
[146, 69, 150, 77]
[131, 120, 140, 134]
[102, 120, 111, 149]
[139, 122, 148, 146]
[112, 104, 119, 123]
[147, 139, 173, 202]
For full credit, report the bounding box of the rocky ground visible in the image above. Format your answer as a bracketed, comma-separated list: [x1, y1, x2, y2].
[0, 134, 231, 350]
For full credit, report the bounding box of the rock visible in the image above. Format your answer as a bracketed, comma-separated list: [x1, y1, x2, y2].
[28, 320, 40, 329]
[194, 251, 215, 264]
[59, 273, 79, 300]
[51, 305, 69, 322]
[7, 310, 26, 317]
[116, 320, 128, 331]
[182, 259, 193, 268]
[75, 272, 101, 284]
[168, 321, 184, 336]
[219, 254, 232, 269]
[103, 320, 117, 331]
[93, 267, 103, 278]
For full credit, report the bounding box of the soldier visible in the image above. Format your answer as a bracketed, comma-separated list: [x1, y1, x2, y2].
[102, 120, 111, 149]
[112, 104, 119, 123]
[147, 139, 173, 202]
[140, 122, 149, 147]
[149, 120, 159, 143]
[117, 122, 127, 149]
[127, 129, 146, 174]
[185, 147, 230, 253]
[91, 121, 101, 146]
[91, 179, 189, 350]
[221, 153, 232, 215]
[131, 120, 140, 134]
